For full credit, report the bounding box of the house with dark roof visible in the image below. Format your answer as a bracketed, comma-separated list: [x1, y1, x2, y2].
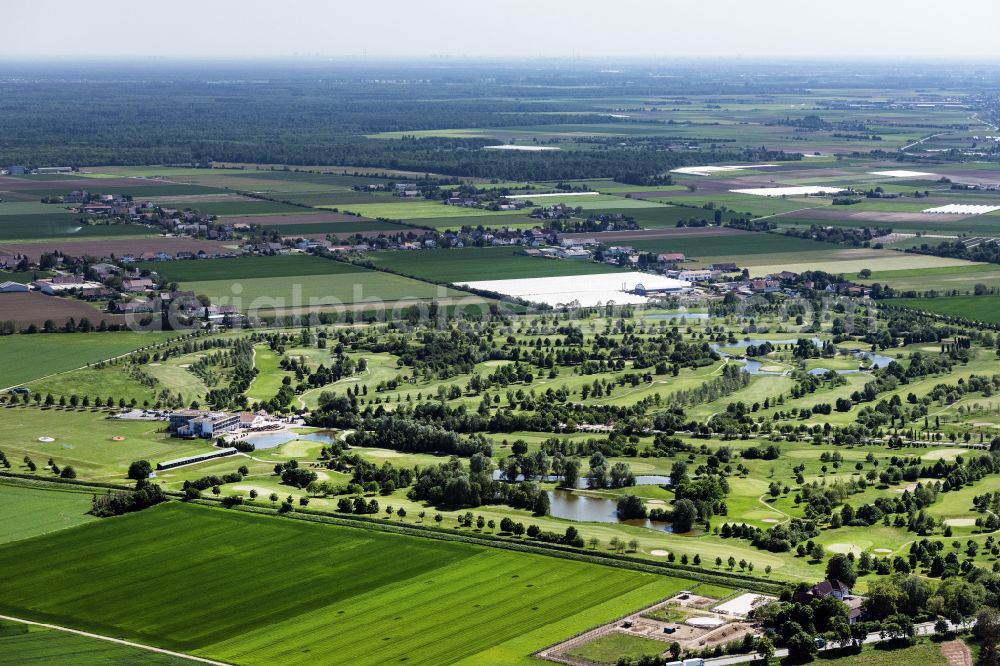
[793, 579, 865, 624]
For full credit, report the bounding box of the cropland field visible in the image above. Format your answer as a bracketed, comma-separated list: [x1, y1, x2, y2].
[138, 254, 468, 311]
[0, 331, 180, 388]
[329, 200, 528, 220]
[139, 254, 359, 282]
[0, 619, 191, 666]
[0, 480, 95, 545]
[848, 263, 1000, 293]
[0, 501, 688, 666]
[184, 270, 463, 311]
[0, 237, 237, 263]
[0, 212, 153, 242]
[0, 292, 137, 329]
[892, 295, 1000, 323]
[367, 247, 626, 283]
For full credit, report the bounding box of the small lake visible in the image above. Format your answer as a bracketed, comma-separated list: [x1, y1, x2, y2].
[643, 313, 711, 321]
[547, 489, 674, 532]
[243, 430, 339, 450]
[806, 351, 896, 375]
[712, 338, 895, 376]
[491, 471, 669, 489]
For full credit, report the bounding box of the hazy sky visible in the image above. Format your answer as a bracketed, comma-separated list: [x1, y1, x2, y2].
[5, 0, 1000, 60]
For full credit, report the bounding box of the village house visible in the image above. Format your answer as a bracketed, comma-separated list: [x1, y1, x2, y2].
[122, 278, 155, 292]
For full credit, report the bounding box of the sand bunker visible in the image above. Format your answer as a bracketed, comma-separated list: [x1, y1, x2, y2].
[687, 616, 726, 628]
[827, 543, 863, 556]
[37, 436, 54, 442]
[111, 436, 126, 441]
[762, 518, 781, 523]
[944, 518, 976, 527]
[361, 449, 404, 458]
[923, 449, 964, 461]
[650, 550, 670, 557]
[873, 548, 893, 554]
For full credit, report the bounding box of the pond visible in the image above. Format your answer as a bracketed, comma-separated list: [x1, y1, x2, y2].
[643, 312, 711, 321]
[712, 338, 895, 376]
[243, 429, 340, 450]
[490, 471, 670, 489]
[547, 489, 674, 532]
[806, 351, 897, 375]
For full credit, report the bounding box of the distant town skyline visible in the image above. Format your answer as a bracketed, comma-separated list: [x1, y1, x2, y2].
[5, 0, 1000, 60]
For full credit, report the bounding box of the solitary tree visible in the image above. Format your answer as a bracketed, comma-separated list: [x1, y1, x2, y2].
[127, 459, 152, 481]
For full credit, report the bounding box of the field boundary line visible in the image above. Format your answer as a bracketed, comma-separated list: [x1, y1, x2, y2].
[0, 613, 232, 665]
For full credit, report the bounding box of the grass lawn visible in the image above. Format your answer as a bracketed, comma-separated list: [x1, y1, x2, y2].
[0, 331, 180, 389]
[367, 247, 626, 283]
[0, 619, 191, 665]
[27, 365, 159, 405]
[0, 501, 689, 666]
[0, 407, 214, 482]
[0, 481, 96, 545]
[246, 345, 287, 402]
[813, 639, 948, 666]
[567, 632, 666, 664]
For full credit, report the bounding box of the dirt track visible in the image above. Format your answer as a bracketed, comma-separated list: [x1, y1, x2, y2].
[940, 640, 972, 666]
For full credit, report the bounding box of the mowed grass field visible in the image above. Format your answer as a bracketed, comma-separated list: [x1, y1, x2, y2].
[367, 247, 626, 283]
[0, 331, 180, 388]
[0, 408, 215, 481]
[0, 501, 688, 666]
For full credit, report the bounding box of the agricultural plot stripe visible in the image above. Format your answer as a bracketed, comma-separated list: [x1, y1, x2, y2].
[729, 186, 844, 197]
[922, 204, 1000, 215]
[0, 614, 228, 666]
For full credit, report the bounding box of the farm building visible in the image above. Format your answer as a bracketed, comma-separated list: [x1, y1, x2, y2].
[156, 447, 239, 471]
[0, 281, 29, 293]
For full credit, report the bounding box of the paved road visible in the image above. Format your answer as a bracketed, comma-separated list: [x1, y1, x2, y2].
[0, 613, 230, 665]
